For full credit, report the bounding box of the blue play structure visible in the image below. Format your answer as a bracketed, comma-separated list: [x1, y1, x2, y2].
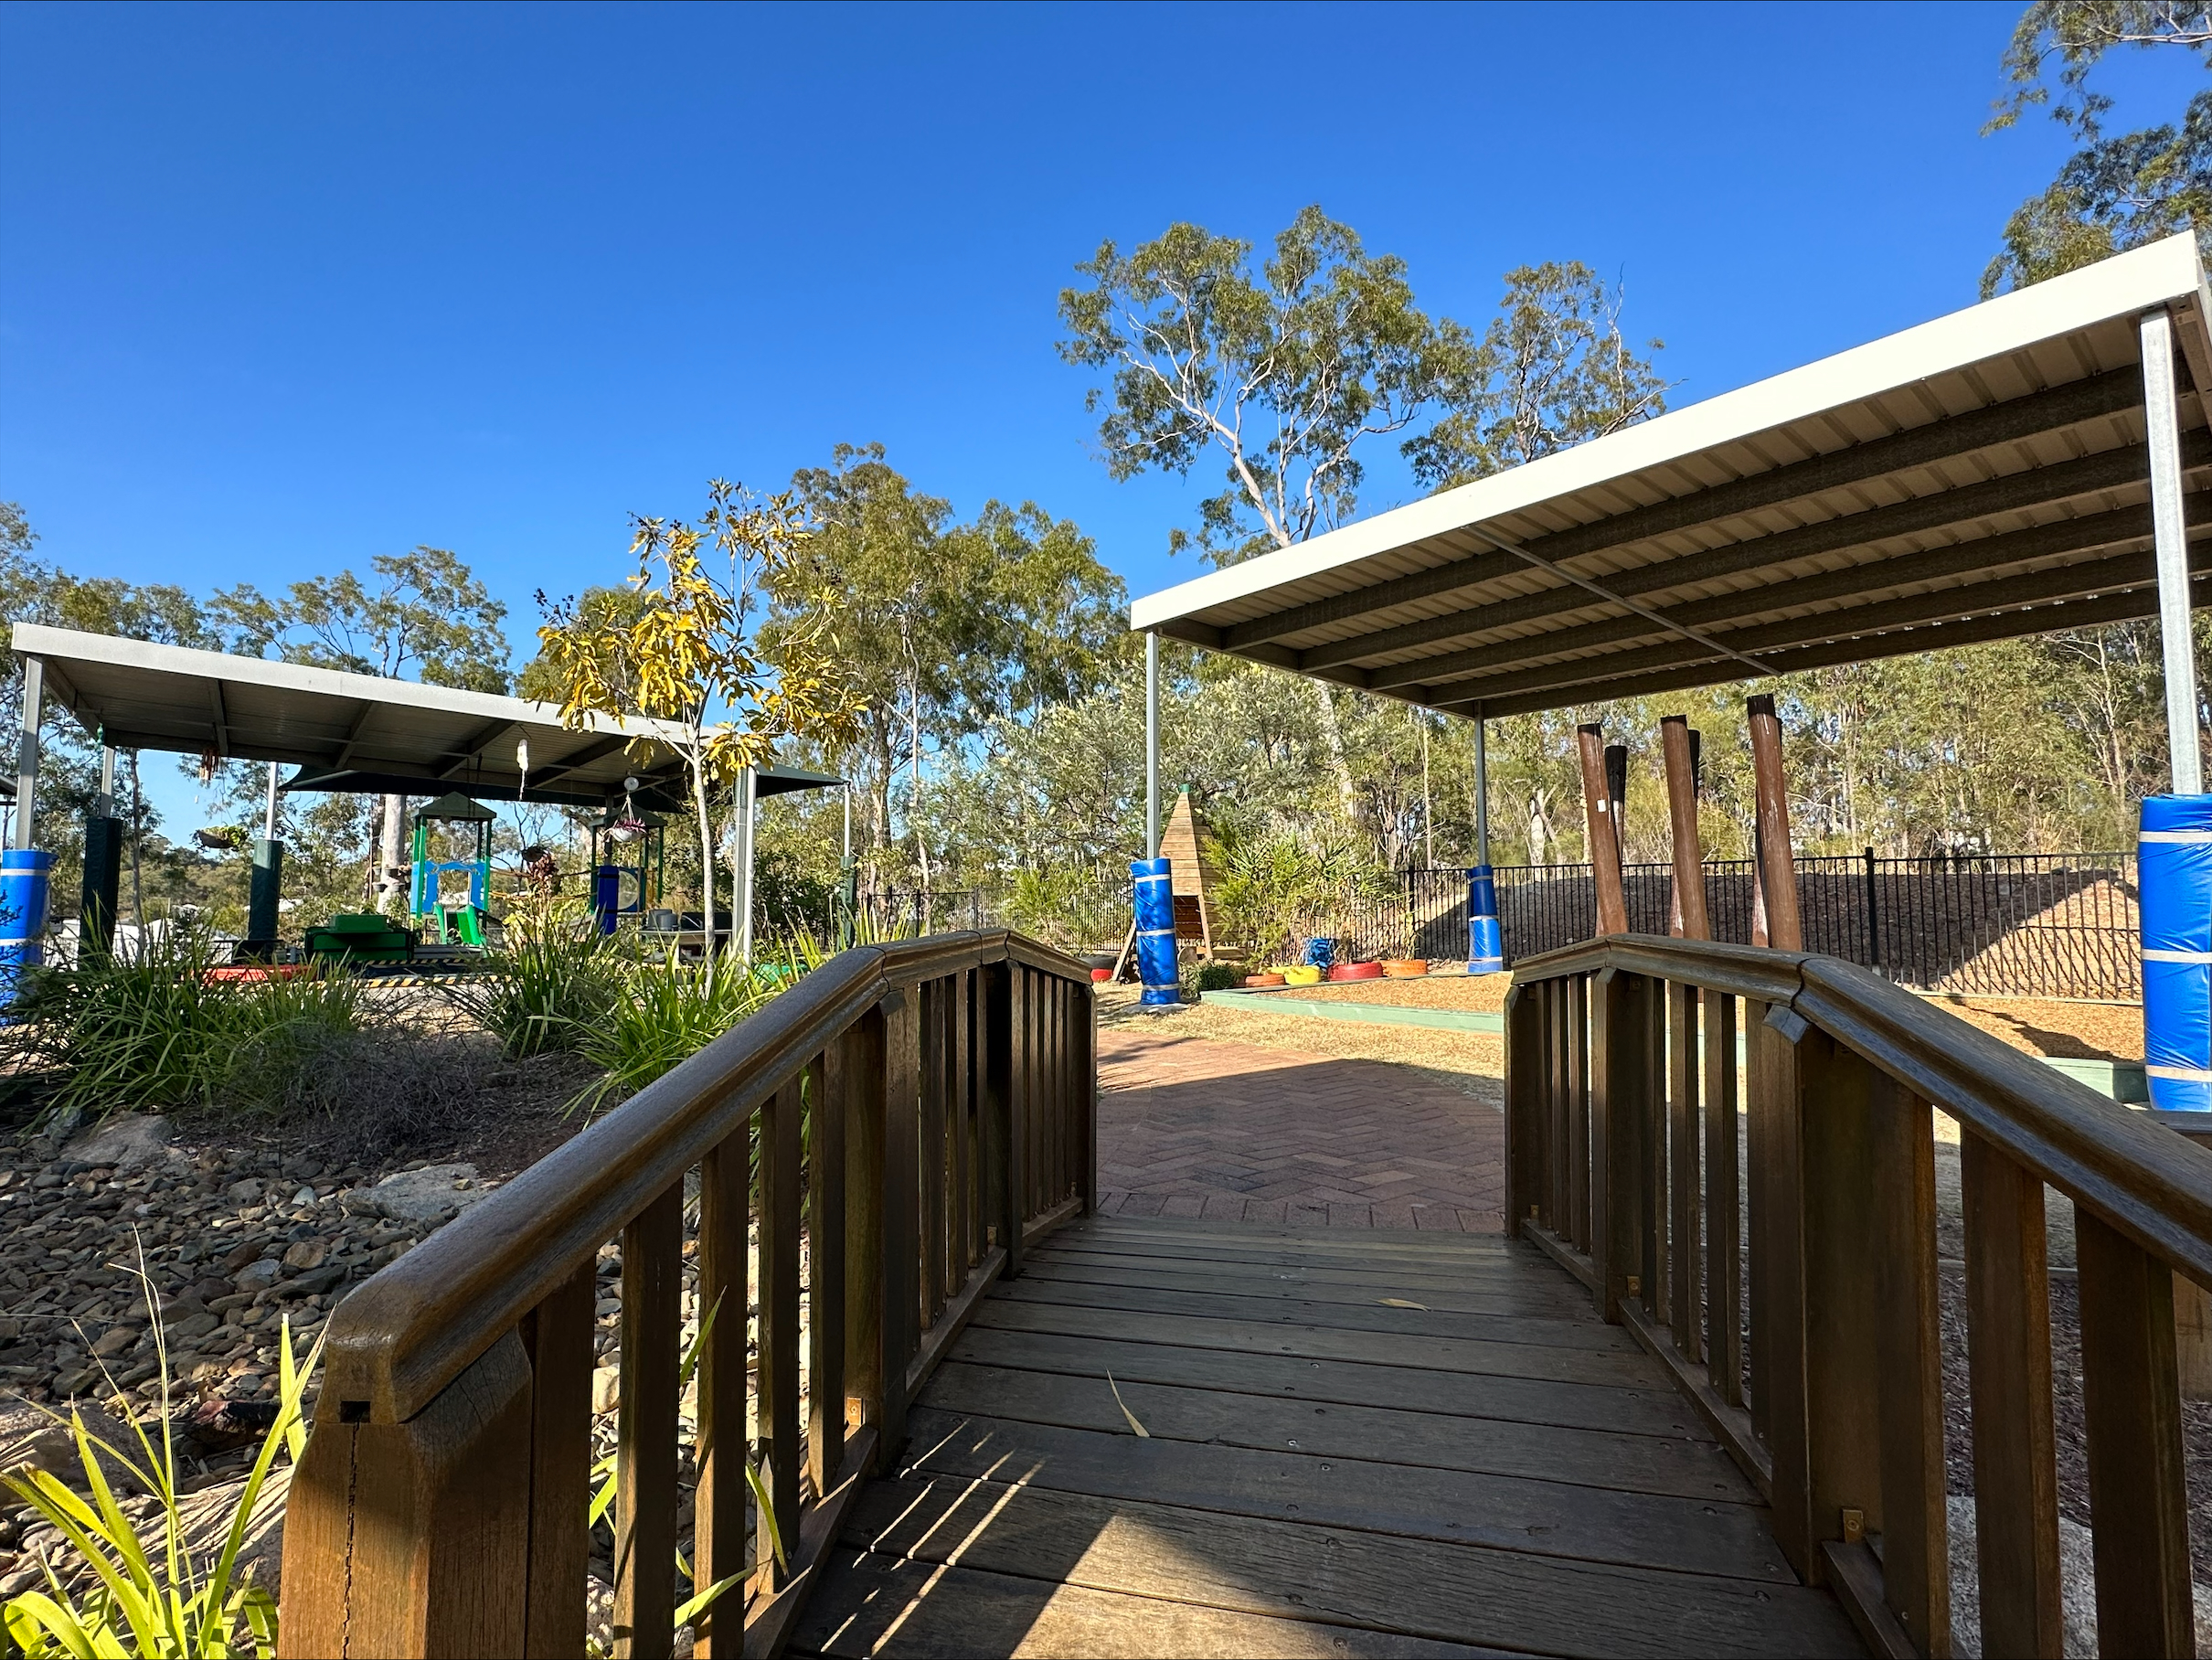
[1467, 866, 1504, 974]
[409, 793, 494, 948]
[2142, 793, 2212, 1110]
[1131, 856, 1178, 1006]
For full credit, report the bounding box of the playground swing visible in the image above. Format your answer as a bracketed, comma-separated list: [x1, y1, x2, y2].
[410, 792, 495, 948]
[587, 800, 667, 935]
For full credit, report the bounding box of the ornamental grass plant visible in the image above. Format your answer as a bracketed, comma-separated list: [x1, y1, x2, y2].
[0, 1248, 322, 1659]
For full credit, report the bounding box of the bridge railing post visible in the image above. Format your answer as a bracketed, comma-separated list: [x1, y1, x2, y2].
[1590, 966, 1650, 1323]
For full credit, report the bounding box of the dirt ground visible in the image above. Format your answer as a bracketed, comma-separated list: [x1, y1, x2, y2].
[1228, 968, 2144, 1062]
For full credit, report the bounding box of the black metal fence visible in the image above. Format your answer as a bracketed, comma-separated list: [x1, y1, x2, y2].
[1295, 854, 2140, 1001]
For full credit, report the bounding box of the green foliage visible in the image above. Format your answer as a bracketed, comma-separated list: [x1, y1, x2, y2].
[1002, 867, 1122, 952]
[1983, 1, 2212, 294]
[23, 933, 367, 1119]
[771, 443, 1126, 892]
[1, 1259, 321, 1660]
[1213, 828, 1393, 960]
[1192, 962, 1243, 993]
[438, 902, 623, 1059]
[568, 954, 780, 1117]
[1405, 263, 1670, 490]
[210, 547, 512, 693]
[1058, 206, 1463, 560]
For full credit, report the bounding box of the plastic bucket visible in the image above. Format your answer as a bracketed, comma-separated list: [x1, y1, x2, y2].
[2142, 795, 2212, 1109]
[0, 848, 54, 1009]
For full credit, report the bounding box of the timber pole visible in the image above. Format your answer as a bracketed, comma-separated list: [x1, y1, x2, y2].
[1576, 723, 1628, 935]
[1661, 715, 1710, 940]
[2143, 307, 2205, 795]
[1747, 694, 1803, 951]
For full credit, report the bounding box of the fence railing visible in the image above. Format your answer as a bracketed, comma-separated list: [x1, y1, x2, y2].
[1291, 855, 2141, 1000]
[1505, 934, 2212, 1656]
[277, 930, 1096, 1657]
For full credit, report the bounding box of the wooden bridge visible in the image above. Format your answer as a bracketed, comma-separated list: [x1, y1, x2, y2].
[277, 930, 2212, 1658]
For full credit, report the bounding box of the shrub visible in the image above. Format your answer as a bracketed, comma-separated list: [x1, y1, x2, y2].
[569, 955, 778, 1118]
[439, 904, 622, 1059]
[27, 934, 369, 1121]
[1, 1252, 320, 1659]
[1193, 962, 1243, 993]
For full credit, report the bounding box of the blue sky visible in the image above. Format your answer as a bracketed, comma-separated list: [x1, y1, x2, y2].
[1, 1, 2205, 829]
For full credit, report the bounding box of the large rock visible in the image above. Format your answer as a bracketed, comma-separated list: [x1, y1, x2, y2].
[340, 1164, 487, 1225]
[61, 1113, 183, 1175]
[0, 1401, 148, 1497]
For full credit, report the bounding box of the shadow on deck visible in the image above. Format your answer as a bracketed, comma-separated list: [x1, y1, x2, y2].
[794, 1215, 1861, 1658]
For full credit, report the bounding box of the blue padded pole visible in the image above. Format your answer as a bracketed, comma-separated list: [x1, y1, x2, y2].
[1468, 714, 1503, 974]
[1132, 857, 1178, 1006]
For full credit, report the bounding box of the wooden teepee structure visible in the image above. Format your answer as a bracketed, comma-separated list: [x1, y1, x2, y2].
[1111, 788, 1226, 978]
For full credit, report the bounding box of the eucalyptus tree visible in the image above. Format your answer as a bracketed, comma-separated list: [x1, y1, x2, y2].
[777, 443, 1123, 889]
[1982, 0, 2212, 293]
[1058, 207, 1470, 820]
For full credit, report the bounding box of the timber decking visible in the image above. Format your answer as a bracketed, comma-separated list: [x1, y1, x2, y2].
[791, 1215, 1864, 1659]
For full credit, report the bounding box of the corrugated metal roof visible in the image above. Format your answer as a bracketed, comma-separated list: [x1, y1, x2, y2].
[1128, 235, 2212, 717]
[10, 624, 842, 810]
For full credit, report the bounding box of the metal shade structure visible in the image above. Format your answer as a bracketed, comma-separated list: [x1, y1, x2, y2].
[1129, 234, 2212, 726]
[12, 623, 707, 812]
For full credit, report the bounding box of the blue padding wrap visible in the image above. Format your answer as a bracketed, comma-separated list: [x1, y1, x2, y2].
[0, 849, 53, 1013]
[1131, 857, 1179, 1006]
[2142, 794, 2212, 1110]
[1467, 865, 1504, 974]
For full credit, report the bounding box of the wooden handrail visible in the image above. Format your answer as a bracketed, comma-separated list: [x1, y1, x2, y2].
[279, 929, 1098, 1659]
[1512, 933, 2212, 1281]
[1505, 932, 2212, 1658]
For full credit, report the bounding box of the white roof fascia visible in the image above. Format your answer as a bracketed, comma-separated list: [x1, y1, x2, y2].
[1130, 233, 2208, 633]
[9, 623, 697, 750]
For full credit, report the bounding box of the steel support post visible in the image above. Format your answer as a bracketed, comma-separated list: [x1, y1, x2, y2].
[1144, 632, 1161, 857]
[2143, 307, 2205, 794]
[13, 655, 41, 852]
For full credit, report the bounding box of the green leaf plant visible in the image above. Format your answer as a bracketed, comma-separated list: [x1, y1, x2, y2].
[1, 1240, 324, 1658]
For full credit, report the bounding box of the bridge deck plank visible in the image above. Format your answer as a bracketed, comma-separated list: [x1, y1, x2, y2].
[792, 1216, 1862, 1658]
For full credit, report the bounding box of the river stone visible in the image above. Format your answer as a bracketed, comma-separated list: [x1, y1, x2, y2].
[234, 1260, 282, 1293]
[341, 1164, 485, 1224]
[60, 1114, 182, 1175]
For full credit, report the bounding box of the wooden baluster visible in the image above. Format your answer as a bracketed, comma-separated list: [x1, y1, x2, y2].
[983, 961, 1019, 1275]
[1546, 977, 1566, 1232]
[1505, 982, 1542, 1234]
[951, 966, 973, 1273]
[1046, 977, 1064, 1207]
[918, 980, 948, 1328]
[759, 1077, 803, 1589]
[1704, 991, 1742, 1408]
[694, 1123, 750, 1657]
[1759, 1017, 1884, 1588]
[1960, 1132, 2062, 1659]
[1590, 966, 1649, 1322]
[279, 1332, 536, 1659]
[809, 1050, 847, 1502]
[1078, 974, 1099, 1215]
[521, 1265, 593, 1659]
[1024, 967, 1043, 1219]
[880, 988, 920, 1442]
[1643, 974, 1666, 1315]
[1871, 1083, 1949, 1655]
[2077, 1209, 2195, 1657]
[1669, 980, 1700, 1354]
[613, 1182, 681, 1657]
[843, 1006, 890, 1448]
[1745, 998, 1777, 1452]
[1567, 974, 1590, 1250]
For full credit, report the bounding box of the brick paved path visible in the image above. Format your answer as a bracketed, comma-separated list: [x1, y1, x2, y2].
[1094, 1024, 1505, 1231]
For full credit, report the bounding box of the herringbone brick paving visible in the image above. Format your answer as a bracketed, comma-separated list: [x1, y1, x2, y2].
[1094, 1019, 1505, 1230]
